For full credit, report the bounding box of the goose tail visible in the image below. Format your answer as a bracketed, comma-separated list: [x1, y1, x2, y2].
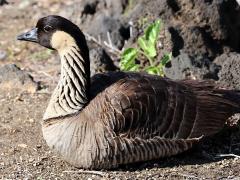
[186, 89, 240, 138]
[218, 89, 240, 127]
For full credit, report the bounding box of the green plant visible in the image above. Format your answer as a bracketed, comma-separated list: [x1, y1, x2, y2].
[30, 49, 52, 61]
[120, 19, 172, 76]
[123, 0, 136, 16]
[137, 17, 149, 28]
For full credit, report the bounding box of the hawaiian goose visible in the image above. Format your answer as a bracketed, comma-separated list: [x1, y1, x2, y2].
[17, 15, 240, 169]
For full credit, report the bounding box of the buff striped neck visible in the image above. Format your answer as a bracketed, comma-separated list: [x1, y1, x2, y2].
[43, 45, 89, 120]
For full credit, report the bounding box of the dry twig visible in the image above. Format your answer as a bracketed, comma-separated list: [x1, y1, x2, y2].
[175, 173, 200, 179]
[216, 153, 240, 159]
[63, 170, 106, 177]
[146, 172, 200, 180]
[84, 32, 122, 56]
[236, 0, 240, 6]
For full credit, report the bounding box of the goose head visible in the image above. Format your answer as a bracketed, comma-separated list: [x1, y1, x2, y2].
[17, 15, 89, 54]
[17, 15, 91, 120]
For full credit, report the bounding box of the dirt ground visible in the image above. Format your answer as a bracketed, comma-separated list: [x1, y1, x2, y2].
[0, 0, 240, 179]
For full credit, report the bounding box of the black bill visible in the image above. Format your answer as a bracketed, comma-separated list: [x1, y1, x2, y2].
[17, 28, 38, 42]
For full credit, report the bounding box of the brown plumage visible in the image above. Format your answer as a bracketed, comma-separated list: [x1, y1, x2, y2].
[17, 15, 240, 169]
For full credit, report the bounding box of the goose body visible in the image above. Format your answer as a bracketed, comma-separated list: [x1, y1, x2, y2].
[17, 15, 240, 169]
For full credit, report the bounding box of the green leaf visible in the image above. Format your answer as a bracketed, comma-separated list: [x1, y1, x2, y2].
[137, 37, 148, 53]
[160, 52, 172, 66]
[121, 48, 138, 64]
[145, 19, 161, 46]
[137, 20, 161, 59]
[120, 48, 139, 71]
[146, 44, 157, 58]
[128, 64, 140, 71]
[119, 19, 171, 77]
[137, 37, 156, 58]
[145, 66, 161, 75]
[158, 64, 165, 77]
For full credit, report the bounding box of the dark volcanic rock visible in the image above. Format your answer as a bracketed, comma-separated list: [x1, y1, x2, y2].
[90, 48, 117, 76]
[175, 0, 240, 58]
[0, 0, 8, 6]
[127, 0, 240, 60]
[164, 52, 220, 80]
[214, 53, 240, 90]
[0, 64, 39, 92]
[60, 0, 129, 49]
[86, 15, 128, 49]
[121, 0, 240, 81]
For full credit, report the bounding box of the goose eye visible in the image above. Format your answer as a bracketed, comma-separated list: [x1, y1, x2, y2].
[44, 25, 53, 32]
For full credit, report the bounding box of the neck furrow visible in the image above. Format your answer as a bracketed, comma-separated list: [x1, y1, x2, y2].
[43, 46, 90, 120]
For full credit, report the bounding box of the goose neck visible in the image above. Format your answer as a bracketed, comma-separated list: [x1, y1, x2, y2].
[43, 45, 90, 120]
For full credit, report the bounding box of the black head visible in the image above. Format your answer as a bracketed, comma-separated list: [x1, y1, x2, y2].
[17, 15, 88, 52]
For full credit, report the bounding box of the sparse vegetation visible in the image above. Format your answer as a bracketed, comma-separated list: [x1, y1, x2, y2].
[120, 19, 172, 76]
[1, 0, 240, 179]
[30, 49, 53, 61]
[123, 0, 136, 16]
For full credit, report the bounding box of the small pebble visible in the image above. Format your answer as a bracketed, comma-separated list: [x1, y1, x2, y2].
[28, 118, 34, 123]
[28, 158, 35, 163]
[36, 144, 42, 148]
[18, 144, 28, 148]
[0, 50, 7, 60]
[18, 0, 31, 9]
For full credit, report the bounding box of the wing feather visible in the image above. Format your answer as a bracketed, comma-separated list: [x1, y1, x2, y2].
[87, 72, 240, 167]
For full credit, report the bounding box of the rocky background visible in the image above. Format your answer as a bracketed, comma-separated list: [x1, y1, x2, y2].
[0, 0, 240, 179]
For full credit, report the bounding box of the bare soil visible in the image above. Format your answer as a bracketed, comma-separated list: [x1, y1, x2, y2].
[0, 0, 240, 179]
